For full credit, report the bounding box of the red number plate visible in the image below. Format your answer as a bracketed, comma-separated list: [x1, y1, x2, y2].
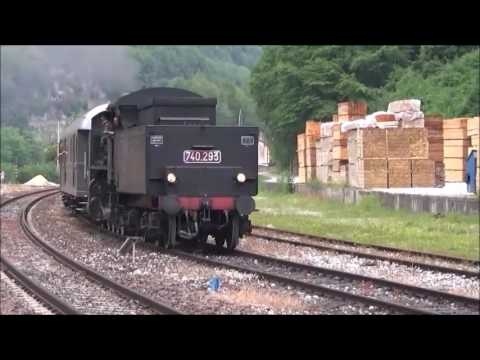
[183, 150, 222, 164]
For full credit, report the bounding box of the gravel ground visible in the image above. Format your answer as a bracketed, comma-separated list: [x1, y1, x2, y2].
[240, 234, 480, 300]
[1, 186, 55, 315]
[253, 227, 479, 278]
[0, 184, 52, 197]
[30, 195, 394, 315]
[0, 196, 157, 315]
[0, 271, 53, 315]
[201, 250, 478, 315]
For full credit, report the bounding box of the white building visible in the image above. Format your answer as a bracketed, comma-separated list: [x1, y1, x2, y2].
[258, 131, 270, 166]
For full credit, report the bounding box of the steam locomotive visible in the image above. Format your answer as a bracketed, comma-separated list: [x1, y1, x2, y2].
[59, 87, 258, 251]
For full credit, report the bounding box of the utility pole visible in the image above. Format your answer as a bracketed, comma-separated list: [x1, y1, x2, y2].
[238, 108, 243, 126]
[57, 118, 60, 173]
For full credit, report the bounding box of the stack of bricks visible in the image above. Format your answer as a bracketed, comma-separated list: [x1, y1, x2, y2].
[467, 117, 479, 191]
[297, 120, 321, 183]
[331, 101, 367, 184]
[443, 118, 470, 182]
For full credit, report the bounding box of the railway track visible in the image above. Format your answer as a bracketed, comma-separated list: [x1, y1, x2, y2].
[74, 199, 423, 314]
[233, 248, 479, 313]
[168, 246, 479, 315]
[71, 194, 478, 315]
[252, 226, 480, 277]
[0, 190, 181, 315]
[22, 191, 478, 315]
[1, 250, 78, 315]
[1, 189, 76, 314]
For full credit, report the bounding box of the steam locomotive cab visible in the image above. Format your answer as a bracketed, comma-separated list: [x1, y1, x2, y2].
[87, 87, 258, 250]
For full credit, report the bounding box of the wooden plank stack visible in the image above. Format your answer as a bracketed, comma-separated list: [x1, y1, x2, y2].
[296, 103, 480, 191]
[388, 159, 412, 187]
[297, 120, 321, 182]
[386, 128, 430, 188]
[348, 128, 431, 188]
[316, 134, 332, 183]
[467, 116, 479, 191]
[356, 159, 388, 188]
[412, 159, 436, 187]
[386, 128, 429, 159]
[443, 118, 469, 182]
[348, 128, 388, 188]
[297, 133, 306, 182]
[424, 114, 445, 186]
[337, 101, 367, 123]
[330, 101, 367, 184]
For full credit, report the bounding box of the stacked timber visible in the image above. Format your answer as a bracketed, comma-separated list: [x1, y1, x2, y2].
[297, 133, 307, 182]
[386, 128, 429, 187]
[424, 114, 444, 186]
[443, 118, 469, 182]
[297, 120, 321, 182]
[388, 159, 412, 187]
[412, 159, 436, 187]
[329, 101, 367, 184]
[330, 124, 348, 184]
[467, 116, 479, 191]
[347, 128, 388, 188]
[337, 101, 368, 123]
[348, 128, 431, 188]
[315, 130, 332, 183]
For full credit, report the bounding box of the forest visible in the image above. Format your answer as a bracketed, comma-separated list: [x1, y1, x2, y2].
[250, 45, 480, 168]
[0, 45, 261, 182]
[1, 45, 478, 180]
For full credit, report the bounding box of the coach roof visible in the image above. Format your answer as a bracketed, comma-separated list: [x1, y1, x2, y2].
[62, 103, 109, 138]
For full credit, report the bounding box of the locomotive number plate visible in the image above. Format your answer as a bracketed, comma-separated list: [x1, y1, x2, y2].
[183, 150, 222, 164]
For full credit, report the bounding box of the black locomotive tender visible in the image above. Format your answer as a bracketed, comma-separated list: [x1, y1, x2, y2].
[59, 87, 258, 251]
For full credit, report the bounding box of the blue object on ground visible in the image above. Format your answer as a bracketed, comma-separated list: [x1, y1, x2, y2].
[208, 277, 220, 291]
[466, 150, 477, 193]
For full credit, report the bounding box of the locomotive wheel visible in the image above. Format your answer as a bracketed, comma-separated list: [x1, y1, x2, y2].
[225, 213, 240, 251]
[144, 228, 155, 243]
[196, 231, 209, 246]
[165, 216, 176, 249]
[214, 229, 226, 250]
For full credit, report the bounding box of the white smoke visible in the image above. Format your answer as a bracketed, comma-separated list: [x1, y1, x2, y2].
[1, 45, 140, 127]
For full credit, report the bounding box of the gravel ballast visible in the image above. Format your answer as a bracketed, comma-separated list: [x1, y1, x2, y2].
[30, 195, 394, 315]
[241, 234, 479, 300]
[1, 196, 157, 315]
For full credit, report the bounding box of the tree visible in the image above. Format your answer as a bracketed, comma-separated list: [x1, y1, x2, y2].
[0, 127, 40, 166]
[0, 127, 56, 183]
[250, 45, 480, 169]
[129, 46, 262, 126]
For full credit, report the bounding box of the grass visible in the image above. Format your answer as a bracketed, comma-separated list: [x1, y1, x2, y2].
[252, 191, 480, 260]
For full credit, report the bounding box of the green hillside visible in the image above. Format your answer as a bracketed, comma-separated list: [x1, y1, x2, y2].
[250, 45, 480, 168]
